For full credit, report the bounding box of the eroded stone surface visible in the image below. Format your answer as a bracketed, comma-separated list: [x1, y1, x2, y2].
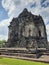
[6, 8, 48, 49]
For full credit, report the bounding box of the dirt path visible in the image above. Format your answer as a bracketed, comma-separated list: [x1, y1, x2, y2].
[0, 55, 49, 63]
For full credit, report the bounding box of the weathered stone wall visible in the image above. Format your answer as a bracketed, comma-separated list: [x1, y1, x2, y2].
[7, 8, 48, 49]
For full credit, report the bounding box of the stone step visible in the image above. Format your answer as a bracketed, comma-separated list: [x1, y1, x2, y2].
[1, 52, 36, 58]
[0, 49, 37, 54]
[0, 48, 48, 58]
[0, 52, 42, 58]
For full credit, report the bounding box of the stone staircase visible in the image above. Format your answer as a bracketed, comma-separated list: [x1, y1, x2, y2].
[0, 48, 49, 58]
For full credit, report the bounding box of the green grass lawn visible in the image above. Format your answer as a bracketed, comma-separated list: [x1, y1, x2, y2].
[0, 57, 49, 65]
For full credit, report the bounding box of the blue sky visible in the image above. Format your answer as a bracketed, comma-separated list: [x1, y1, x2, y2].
[0, 0, 8, 21]
[0, 0, 49, 41]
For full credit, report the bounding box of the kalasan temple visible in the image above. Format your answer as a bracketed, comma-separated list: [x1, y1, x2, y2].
[6, 8, 48, 50]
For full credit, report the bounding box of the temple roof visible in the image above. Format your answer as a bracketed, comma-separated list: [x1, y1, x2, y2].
[10, 8, 44, 26]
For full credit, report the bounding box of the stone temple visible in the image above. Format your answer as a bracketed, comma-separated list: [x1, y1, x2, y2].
[7, 8, 48, 49]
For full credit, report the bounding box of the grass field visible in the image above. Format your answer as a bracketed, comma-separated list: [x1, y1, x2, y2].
[0, 57, 49, 65]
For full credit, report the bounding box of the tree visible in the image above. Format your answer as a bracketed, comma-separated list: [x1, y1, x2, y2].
[0, 40, 6, 48]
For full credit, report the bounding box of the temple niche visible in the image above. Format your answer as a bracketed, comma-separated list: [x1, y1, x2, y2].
[7, 8, 48, 49]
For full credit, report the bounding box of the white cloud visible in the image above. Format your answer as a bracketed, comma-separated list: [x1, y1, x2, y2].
[1, 0, 49, 41]
[0, 17, 12, 41]
[2, 0, 42, 17]
[42, 0, 49, 5]
[0, 34, 8, 41]
[46, 24, 49, 36]
[0, 17, 12, 27]
[2, 0, 36, 17]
